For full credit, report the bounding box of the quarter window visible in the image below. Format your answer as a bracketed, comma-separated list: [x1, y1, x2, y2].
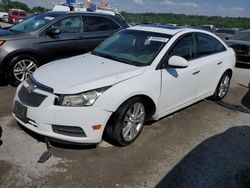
[52, 16, 83, 33]
[196, 33, 226, 57]
[86, 16, 120, 32]
[169, 35, 195, 61]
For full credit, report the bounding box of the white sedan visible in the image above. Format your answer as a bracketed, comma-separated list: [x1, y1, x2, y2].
[13, 25, 236, 146]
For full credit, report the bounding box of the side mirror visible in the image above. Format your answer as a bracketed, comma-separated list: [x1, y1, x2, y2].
[47, 28, 61, 36]
[168, 56, 189, 68]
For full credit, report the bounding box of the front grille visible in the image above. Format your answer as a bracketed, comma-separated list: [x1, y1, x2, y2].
[236, 54, 250, 63]
[231, 44, 249, 55]
[52, 125, 86, 137]
[18, 86, 47, 107]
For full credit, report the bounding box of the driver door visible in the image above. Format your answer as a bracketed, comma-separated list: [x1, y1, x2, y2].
[157, 34, 201, 115]
[36, 16, 87, 61]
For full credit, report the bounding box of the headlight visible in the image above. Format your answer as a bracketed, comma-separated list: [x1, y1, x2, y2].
[0, 40, 5, 46]
[58, 86, 111, 107]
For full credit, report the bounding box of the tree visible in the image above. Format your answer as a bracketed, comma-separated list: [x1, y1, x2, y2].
[31, 6, 49, 13]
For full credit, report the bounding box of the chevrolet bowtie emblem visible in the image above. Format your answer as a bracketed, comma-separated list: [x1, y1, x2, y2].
[27, 84, 36, 93]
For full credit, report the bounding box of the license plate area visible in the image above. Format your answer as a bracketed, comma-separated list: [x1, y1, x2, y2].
[13, 101, 28, 123]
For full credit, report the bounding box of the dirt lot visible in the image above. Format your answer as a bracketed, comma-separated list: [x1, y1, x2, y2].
[0, 65, 249, 188]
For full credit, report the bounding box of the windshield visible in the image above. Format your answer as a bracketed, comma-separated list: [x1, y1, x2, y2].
[231, 32, 250, 42]
[10, 13, 59, 33]
[216, 29, 236, 35]
[92, 30, 171, 66]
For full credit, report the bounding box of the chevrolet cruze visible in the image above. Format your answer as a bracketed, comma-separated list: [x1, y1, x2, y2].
[13, 25, 236, 146]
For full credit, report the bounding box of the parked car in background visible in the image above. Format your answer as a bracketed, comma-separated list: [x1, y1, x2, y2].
[201, 24, 216, 32]
[13, 26, 235, 146]
[0, 12, 8, 21]
[1, 15, 9, 23]
[226, 30, 250, 65]
[0, 11, 129, 86]
[214, 28, 238, 41]
[8, 9, 27, 24]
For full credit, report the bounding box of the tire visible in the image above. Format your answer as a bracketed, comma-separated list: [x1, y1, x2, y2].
[8, 55, 39, 87]
[105, 97, 147, 146]
[211, 72, 231, 101]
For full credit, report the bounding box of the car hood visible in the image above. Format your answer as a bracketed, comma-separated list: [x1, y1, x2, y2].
[226, 39, 250, 47]
[33, 53, 146, 94]
[0, 29, 30, 40]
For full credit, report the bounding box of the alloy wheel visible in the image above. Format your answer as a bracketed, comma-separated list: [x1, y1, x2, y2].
[13, 59, 37, 82]
[218, 75, 230, 98]
[122, 102, 145, 142]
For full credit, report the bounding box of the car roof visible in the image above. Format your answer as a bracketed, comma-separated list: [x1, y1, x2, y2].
[128, 25, 189, 35]
[39, 11, 121, 19]
[9, 9, 26, 12]
[67, 11, 121, 18]
[38, 11, 67, 17]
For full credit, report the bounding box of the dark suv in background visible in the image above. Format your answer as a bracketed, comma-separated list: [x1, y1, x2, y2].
[0, 11, 129, 86]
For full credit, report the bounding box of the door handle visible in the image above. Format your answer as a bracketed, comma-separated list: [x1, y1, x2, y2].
[192, 70, 200, 75]
[217, 61, 223, 65]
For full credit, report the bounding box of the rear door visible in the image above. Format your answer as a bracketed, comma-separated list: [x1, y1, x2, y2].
[37, 15, 87, 61]
[194, 33, 227, 99]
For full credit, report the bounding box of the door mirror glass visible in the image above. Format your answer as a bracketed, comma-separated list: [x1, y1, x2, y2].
[168, 56, 189, 68]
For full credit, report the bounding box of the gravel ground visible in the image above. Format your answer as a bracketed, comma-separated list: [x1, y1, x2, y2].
[0, 65, 249, 188]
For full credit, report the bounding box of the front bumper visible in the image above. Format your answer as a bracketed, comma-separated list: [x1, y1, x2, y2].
[12, 82, 112, 144]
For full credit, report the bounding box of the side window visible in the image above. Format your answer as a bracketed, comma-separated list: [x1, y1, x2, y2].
[12, 11, 18, 16]
[52, 16, 83, 34]
[110, 19, 120, 30]
[196, 33, 226, 57]
[86, 16, 120, 32]
[169, 35, 195, 61]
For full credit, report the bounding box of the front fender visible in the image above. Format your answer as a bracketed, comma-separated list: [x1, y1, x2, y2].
[94, 69, 161, 113]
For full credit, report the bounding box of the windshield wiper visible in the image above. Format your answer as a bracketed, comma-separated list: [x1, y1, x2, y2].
[9, 28, 22, 33]
[92, 51, 146, 66]
[92, 51, 120, 62]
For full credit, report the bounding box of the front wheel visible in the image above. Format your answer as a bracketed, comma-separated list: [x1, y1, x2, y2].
[105, 97, 146, 146]
[8, 55, 39, 87]
[211, 72, 231, 100]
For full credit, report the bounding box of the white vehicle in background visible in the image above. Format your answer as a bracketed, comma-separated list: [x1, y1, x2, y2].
[13, 25, 235, 146]
[0, 12, 8, 18]
[52, 1, 124, 19]
[0, 12, 8, 22]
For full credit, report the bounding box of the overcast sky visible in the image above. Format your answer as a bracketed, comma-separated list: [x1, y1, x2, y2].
[15, 0, 250, 17]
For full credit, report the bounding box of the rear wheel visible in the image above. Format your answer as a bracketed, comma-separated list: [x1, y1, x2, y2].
[211, 72, 231, 100]
[105, 97, 146, 146]
[8, 55, 38, 87]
